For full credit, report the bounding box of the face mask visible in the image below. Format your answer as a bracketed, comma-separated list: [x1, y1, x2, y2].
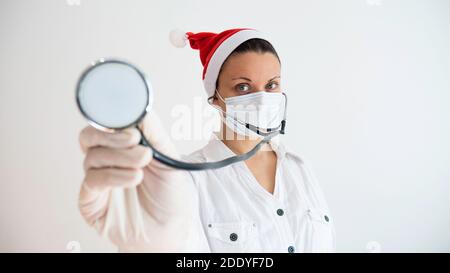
[213, 90, 287, 138]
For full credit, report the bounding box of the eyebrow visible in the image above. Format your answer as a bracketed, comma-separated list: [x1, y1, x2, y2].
[231, 76, 280, 82]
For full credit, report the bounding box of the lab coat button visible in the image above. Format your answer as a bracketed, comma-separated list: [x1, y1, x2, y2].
[288, 246, 295, 253]
[324, 215, 330, 222]
[277, 209, 284, 216]
[230, 233, 238, 242]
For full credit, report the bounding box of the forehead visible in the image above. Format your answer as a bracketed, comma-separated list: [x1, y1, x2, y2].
[219, 52, 281, 80]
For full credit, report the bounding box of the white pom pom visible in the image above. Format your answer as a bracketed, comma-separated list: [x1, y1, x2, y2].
[169, 29, 188, 48]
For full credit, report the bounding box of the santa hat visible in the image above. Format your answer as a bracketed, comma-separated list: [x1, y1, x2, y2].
[169, 28, 271, 98]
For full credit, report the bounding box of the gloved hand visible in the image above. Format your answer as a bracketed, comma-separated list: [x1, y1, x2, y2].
[78, 112, 206, 251]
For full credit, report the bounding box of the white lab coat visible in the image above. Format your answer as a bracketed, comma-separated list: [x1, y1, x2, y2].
[184, 133, 336, 252]
[96, 133, 336, 252]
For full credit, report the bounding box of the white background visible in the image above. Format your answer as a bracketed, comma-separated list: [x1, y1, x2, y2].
[0, 0, 449, 252]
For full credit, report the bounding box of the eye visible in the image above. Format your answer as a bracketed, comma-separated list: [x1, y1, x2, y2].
[266, 82, 279, 90]
[235, 83, 251, 93]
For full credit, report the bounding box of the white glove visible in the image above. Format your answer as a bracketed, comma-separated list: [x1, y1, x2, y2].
[78, 112, 208, 252]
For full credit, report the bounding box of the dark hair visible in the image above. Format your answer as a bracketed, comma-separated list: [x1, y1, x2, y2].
[215, 38, 281, 90]
[231, 38, 280, 61]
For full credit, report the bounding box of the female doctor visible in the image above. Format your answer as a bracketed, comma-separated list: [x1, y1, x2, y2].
[78, 28, 336, 252]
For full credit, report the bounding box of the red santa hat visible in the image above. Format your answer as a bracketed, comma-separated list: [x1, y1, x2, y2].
[169, 28, 271, 98]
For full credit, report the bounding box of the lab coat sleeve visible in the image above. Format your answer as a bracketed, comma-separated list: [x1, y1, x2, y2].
[91, 171, 211, 252]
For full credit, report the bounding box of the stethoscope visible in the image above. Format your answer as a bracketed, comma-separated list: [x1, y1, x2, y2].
[76, 58, 287, 171]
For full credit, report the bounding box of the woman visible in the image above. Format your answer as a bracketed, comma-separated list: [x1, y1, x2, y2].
[78, 28, 336, 252]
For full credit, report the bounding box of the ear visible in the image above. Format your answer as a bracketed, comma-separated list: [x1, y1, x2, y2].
[207, 96, 213, 105]
[208, 92, 219, 106]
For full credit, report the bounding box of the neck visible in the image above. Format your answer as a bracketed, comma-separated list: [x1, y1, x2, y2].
[218, 124, 273, 155]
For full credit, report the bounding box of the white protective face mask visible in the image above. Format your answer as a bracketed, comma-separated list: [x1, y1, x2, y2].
[213, 90, 287, 138]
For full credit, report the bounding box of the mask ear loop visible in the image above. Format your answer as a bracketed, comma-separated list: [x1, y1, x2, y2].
[207, 89, 243, 134]
[207, 89, 227, 117]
